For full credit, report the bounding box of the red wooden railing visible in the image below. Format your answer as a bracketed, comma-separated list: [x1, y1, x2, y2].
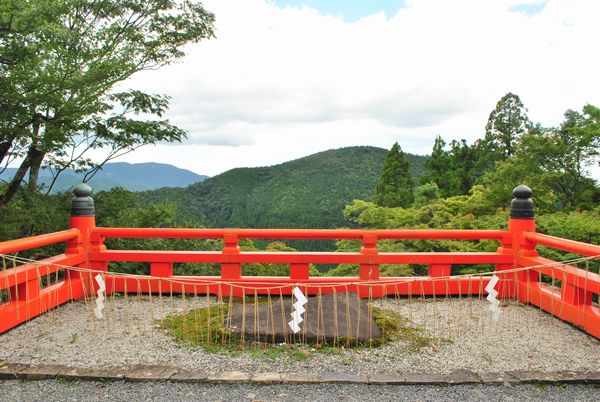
[0, 184, 598, 338]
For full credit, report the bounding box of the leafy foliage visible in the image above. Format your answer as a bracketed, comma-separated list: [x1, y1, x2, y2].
[339, 182, 600, 275]
[413, 182, 441, 208]
[374, 143, 414, 207]
[483, 92, 531, 160]
[0, 0, 215, 205]
[141, 146, 427, 231]
[480, 105, 600, 211]
[0, 184, 70, 258]
[420, 136, 460, 197]
[449, 139, 484, 195]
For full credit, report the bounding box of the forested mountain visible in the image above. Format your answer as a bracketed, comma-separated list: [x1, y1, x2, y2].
[0, 162, 208, 192]
[141, 146, 427, 229]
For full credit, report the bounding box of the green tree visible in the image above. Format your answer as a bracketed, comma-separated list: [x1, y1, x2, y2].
[374, 142, 414, 207]
[449, 139, 481, 195]
[483, 92, 531, 161]
[413, 182, 441, 207]
[421, 135, 461, 197]
[0, 184, 70, 244]
[481, 105, 600, 210]
[0, 0, 215, 206]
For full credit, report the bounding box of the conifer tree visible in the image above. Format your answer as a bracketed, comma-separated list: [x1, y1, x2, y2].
[484, 92, 531, 159]
[421, 135, 461, 197]
[374, 142, 414, 207]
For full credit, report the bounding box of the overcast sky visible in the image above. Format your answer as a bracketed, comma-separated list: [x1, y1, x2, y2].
[119, 0, 600, 177]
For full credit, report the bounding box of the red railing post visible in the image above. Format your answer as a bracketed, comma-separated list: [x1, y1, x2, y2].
[221, 232, 241, 280]
[428, 264, 451, 295]
[7, 267, 40, 323]
[561, 282, 593, 305]
[8, 269, 40, 303]
[359, 234, 379, 281]
[66, 184, 106, 297]
[429, 264, 451, 277]
[290, 264, 309, 280]
[151, 262, 173, 277]
[498, 185, 538, 300]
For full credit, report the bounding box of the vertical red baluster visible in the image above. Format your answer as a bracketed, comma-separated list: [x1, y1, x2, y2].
[221, 232, 241, 280]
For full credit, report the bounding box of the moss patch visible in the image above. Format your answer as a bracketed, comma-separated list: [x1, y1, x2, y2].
[370, 305, 434, 350]
[161, 304, 231, 347]
[159, 299, 438, 356]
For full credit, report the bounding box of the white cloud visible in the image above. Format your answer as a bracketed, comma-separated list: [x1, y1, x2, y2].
[123, 0, 600, 176]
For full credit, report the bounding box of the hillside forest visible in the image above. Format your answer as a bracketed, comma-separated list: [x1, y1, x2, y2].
[1, 92, 599, 276]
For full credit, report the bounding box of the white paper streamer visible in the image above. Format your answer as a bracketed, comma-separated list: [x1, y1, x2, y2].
[94, 274, 106, 320]
[288, 286, 308, 334]
[292, 287, 308, 304]
[290, 310, 304, 324]
[485, 274, 501, 321]
[293, 302, 305, 315]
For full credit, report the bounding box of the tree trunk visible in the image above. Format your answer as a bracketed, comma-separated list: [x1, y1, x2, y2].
[26, 145, 44, 192]
[25, 122, 44, 192]
[0, 146, 35, 207]
[0, 132, 17, 166]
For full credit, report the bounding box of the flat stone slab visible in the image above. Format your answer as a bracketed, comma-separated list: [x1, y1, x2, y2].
[479, 372, 516, 385]
[17, 365, 64, 380]
[554, 370, 600, 384]
[582, 371, 600, 384]
[207, 371, 250, 383]
[0, 362, 30, 379]
[402, 372, 446, 385]
[369, 373, 406, 384]
[280, 373, 319, 384]
[125, 365, 178, 382]
[58, 367, 126, 381]
[319, 372, 369, 384]
[445, 369, 482, 384]
[506, 370, 559, 384]
[170, 370, 209, 383]
[251, 372, 282, 384]
[228, 292, 381, 344]
[549, 370, 589, 384]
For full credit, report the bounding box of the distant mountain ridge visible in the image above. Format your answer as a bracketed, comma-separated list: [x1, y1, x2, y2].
[0, 162, 208, 192]
[141, 146, 427, 230]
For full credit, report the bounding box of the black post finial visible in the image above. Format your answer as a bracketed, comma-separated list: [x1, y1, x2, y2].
[71, 183, 95, 217]
[510, 184, 534, 219]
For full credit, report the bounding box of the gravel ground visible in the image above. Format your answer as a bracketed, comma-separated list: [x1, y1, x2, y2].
[1, 296, 599, 375]
[1, 380, 599, 402]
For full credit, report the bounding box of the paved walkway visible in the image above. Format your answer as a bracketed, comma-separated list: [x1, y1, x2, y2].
[1, 380, 599, 402]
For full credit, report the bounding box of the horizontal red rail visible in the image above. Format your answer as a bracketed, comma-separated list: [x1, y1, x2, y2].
[525, 232, 600, 257]
[0, 254, 86, 291]
[90, 250, 511, 265]
[93, 227, 509, 241]
[517, 255, 600, 294]
[0, 229, 80, 255]
[0, 276, 86, 333]
[516, 281, 600, 338]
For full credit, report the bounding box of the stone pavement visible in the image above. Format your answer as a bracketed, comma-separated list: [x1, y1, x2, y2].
[1, 361, 599, 385]
[2, 380, 600, 402]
